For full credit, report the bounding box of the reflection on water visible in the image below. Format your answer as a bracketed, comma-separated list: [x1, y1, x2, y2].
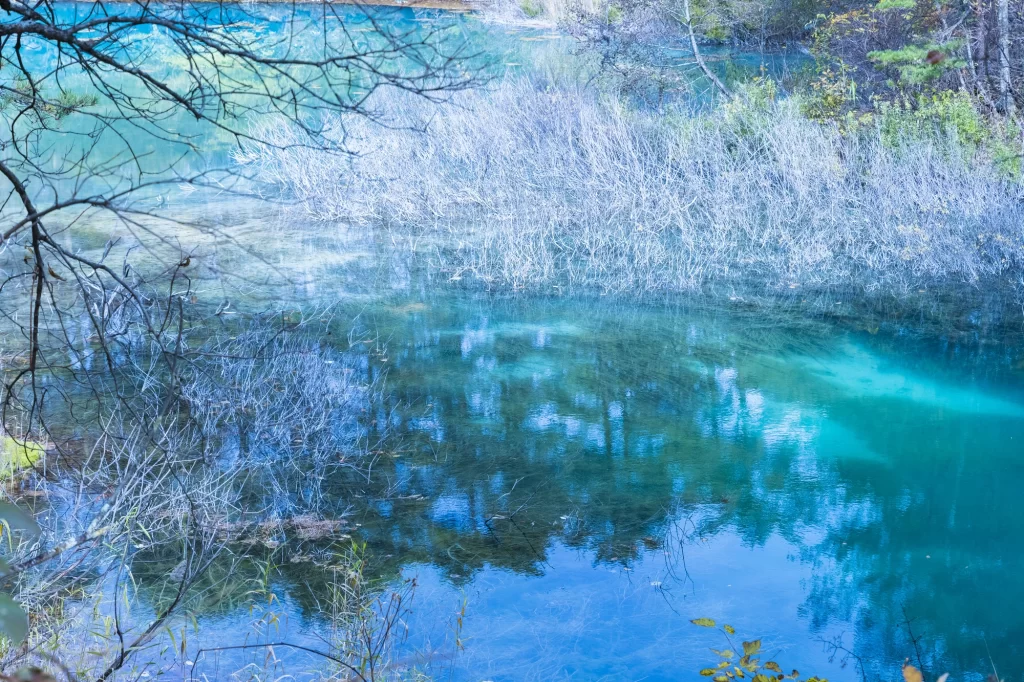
[46, 193, 1024, 681]
[4, 0, 1010, 675]
[331, 295, 1024, 681]
[17, 0, 1014, 663]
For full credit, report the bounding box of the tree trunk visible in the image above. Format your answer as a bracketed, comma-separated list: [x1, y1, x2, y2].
[682, 0, 733, 99]
[976, 0, 987, 68]
[999, 0, 1013, 112]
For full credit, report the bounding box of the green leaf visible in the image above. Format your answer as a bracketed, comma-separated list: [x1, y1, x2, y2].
[742, 640, 762, 656]
[754, 676, 774, 682]
[0, 502, 40, 537]
[764, 663, 783, 673]
[714, 677, 729, 682]
[723, 624, 736, 635]
[0, 593, 28, 643]
[712, 649, 735, 659]
[691, 618, 717, 628]
[701, 670, 718, 677]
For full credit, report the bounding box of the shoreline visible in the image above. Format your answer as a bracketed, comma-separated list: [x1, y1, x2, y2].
[75, 0, 490, 9]
[319, 0, 484, 10]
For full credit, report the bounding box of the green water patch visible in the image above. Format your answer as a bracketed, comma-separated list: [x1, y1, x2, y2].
[794, 341, 1024, 418]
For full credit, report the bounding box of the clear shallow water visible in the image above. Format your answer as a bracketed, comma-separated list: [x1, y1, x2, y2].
[13, 2, 803, 207]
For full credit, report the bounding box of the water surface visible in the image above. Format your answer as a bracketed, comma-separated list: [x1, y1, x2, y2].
[13, 6, 1022, 679]
[160, 260, 1024, 681]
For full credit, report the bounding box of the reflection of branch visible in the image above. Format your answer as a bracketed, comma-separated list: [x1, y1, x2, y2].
[3, 525, 111, 579]
[983, 636, 1001, 682]
[192, 642, 369, 682]
[817, 632, 868, 682]
[900, 605, 926, 673]
[505, 488, 552, 568]
[96, 533, 218, 682]
[662, 511, 696, 595]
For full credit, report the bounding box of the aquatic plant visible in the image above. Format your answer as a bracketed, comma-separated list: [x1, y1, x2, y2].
[0, 293, 389, 677]
[239, 79, 1024, 300]
[691, 618, 828, 682]
[183, 543, 423, 681]
[690, 616, 1010, 682]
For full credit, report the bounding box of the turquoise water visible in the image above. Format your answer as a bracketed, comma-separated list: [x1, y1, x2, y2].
[13, 2, 801, 196]
[12, 5, 1021, 680]
[44, 139, 1024, 682]
[53, 191, 1024, 679]
[337, 295, 1024, 681]
[163, 242, 1024, 680]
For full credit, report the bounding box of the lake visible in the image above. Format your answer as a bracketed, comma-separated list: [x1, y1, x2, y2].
[93, 192, 1023, 682]
[9, 5, 1024, 681]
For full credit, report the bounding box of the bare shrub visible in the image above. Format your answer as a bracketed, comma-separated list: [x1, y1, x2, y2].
[238, 79, 1024, 298]
[179, 322, 384, 521]
[0, 298, 382, 677]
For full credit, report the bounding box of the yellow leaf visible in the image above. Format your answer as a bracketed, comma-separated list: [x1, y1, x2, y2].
[734, 667, 746, 678]
[742, 640, 762, 656]
[903, 664, 923, 682]
[724, 624, 736, 635]
[764, 663, 783, 674]
[715, 677, 729, 682]
[692, 618, 717, 628]
[754, 676, 773, 682]
[700, 669, 718, 676]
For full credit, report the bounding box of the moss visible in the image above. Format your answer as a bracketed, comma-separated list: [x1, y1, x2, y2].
[0, 437, 44, 480]
[874, 0, 916, 11]
[519, 0, 543, 17]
